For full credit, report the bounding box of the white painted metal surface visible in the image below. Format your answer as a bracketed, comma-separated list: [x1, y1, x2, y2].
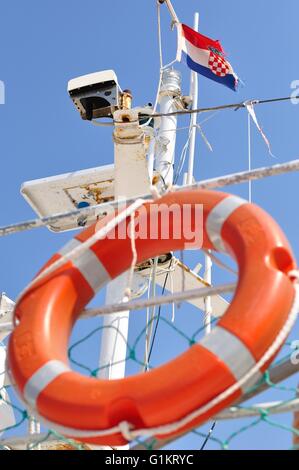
[98, 113, 150, 377]
[155, 68, 181, 188]
[0, 346, 16, 435]
[138, 257, 229, 318]
[7, 159, 299, 238]
[98, 108, 152, 449]
[113, 109, 151, 198]
[0, 294, 14, 343]
[0, 294, 15, 390]
[68, 70, 118, 93]
[21, 165, 115, 232]
[97, 274, 130, 380]
[186, 13, 199, 186]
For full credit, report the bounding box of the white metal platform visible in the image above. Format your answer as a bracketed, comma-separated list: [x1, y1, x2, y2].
[21, 164, 115, 232]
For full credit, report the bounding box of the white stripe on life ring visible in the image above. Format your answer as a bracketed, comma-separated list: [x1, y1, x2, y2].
[206, 196, 247, 252]
[23, 360, 70, 409]
[200, 326, 262, 392]
[59, 239, 110, 293]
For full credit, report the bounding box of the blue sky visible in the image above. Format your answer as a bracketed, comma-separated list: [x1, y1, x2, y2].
[1, 0, 299, 450]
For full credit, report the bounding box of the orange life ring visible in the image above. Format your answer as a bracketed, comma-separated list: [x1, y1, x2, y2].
[8, 189, 297, 445]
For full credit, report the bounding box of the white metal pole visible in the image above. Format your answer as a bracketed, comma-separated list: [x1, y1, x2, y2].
[186, 12, 199, 185]
[204, 251, 212, 334]
[97, 105, 151, 449]
[163, 0, 180, 25]
[146, 128, 155, 181]
[248, 112, 252, 202]
[156, 68, 181, 187]
[98, 274, 129, 380]
[98, 104, 150, 388]
[28, 416, 41, 450]
[186, 12, 213, 334]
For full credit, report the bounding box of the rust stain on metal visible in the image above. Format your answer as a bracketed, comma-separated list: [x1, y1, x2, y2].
[82, 180, 114, 204]
[152, 175, 160, 185]
[177, 260, 210, 287]
[120, 89, 133, 110]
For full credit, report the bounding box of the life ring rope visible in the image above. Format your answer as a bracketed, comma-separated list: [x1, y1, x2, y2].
[14, 197, 147, 312]
[13, 282, 299, 443]
[8, 190, 298, 445]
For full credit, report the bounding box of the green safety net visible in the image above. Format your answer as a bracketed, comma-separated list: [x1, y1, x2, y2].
[1, 303, 299, 450]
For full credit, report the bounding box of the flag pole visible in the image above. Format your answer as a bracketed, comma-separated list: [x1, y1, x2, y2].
[186, 12, 199, 186]
[159, 0, 180, 25]
[186, 11, 213, 335]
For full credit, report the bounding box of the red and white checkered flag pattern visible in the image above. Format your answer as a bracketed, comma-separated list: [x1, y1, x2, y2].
[208, 51, 230, 77]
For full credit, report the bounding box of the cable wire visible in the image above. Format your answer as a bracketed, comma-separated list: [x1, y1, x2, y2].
[149, 94, 299, 119]
[147, 258, 174, 364]
[200, 421, 217, 450]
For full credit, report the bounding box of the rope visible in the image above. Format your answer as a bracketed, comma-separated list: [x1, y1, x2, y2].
[1, 159, 299, 237]
[83, 283, 235, 318]
[22, 280, 298, 443]
[149, 94, 299, 119]
[15, 198, 147, 306]
[202, 249, 237, 276]
[91, 94, 297, 129]
[124, 211, 138, 300]
[125, 282, 299, 439]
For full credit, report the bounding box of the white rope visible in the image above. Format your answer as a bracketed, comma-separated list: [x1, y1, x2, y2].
[174, 122, 193, 183]
[4, 396, 299, 449]
[195, 124, 213, 152]
[81, 283, 236, 318]
[245, 100, 276, 159]
[217, 398, 299, 420]
[63, 279, 299, 441]
[118, 422, 134, 442]
[2, 159, 299, 238]
[153, 257, 178, 276]
[198, 110, 221, 126]
[23, 280, 298, 442]
[202, 249, 237, 276]
[126, 281, 299, 438]
[124, 212, 138, 300]
[15, 198, 147, 306]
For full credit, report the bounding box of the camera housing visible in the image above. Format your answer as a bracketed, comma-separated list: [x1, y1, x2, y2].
[68, 70, 119, 120]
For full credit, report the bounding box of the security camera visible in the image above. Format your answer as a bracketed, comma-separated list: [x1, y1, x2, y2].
[68, 70, 120, 120]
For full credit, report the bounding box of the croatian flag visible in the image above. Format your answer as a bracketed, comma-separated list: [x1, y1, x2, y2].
[176, 24, 239, 91]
